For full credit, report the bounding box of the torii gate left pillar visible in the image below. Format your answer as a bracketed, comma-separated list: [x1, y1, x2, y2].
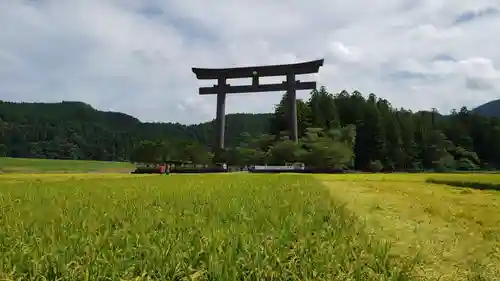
[192, 59, 324, 161]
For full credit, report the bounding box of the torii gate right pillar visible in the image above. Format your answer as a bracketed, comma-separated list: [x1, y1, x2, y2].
[286, 73, 298, 143]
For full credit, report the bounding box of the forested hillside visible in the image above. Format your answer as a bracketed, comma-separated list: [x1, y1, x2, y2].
[0, 101, 269, 161]
[472, 99, 500, 117]
[224, 88, 500, 171]
[1, 88, 500, 171]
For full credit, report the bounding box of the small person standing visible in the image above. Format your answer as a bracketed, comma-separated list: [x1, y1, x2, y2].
[165, 163, 170, 175]
[159, 164, 166, 174]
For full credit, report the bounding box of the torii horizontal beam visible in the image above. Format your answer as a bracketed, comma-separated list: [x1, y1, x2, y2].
[192, 59, 324, 80]
[198, 81, 316, 95]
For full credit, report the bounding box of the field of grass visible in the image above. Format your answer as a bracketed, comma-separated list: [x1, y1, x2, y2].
[320, 173, 500, 280]
[0, 172, 499, 280]
[0, 173, 414, 280]
[0, 157, 134, 173]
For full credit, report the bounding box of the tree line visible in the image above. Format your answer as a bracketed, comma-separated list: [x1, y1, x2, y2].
[132, 87, 500, 171]
[263, 87, 500, 171]
[1, 88, 500, 171]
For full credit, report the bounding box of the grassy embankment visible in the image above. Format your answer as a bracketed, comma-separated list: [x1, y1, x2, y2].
[0, 157, 134, 173]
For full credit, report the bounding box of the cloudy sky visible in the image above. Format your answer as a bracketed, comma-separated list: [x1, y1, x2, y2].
[1, 0, 499, 124]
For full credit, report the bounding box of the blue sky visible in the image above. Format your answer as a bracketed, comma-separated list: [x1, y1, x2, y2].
[1, 0, 499, 124]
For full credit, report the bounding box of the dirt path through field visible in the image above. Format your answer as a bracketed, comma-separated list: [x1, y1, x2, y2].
[318, 175, 500, 281]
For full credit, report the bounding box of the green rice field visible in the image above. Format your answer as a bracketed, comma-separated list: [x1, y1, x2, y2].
[0, 157, 134, 173]
[0, 171, 499, 280]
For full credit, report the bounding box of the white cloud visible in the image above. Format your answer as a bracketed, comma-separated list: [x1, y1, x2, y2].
[328, 42, 362, 63]
[0, 0, 499, 124]
[408, 24, 463, 40]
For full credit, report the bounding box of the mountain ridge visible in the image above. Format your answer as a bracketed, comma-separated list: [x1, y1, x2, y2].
[472, 99, 500, 117]
[4, 96, 496, 127]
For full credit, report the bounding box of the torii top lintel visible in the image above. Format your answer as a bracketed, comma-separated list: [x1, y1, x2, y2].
[192, 59, 324, 80]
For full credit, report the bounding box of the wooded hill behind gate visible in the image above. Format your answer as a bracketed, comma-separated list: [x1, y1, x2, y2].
[1, 87, 500, 171]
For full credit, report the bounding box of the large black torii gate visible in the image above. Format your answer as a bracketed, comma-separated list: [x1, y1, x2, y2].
[192, 59, 324, 160]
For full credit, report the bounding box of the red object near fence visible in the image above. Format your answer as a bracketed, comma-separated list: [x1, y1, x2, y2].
[160, 165, 166, 174]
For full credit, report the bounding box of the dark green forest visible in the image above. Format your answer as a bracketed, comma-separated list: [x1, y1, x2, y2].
[1, 88, 500, 171]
